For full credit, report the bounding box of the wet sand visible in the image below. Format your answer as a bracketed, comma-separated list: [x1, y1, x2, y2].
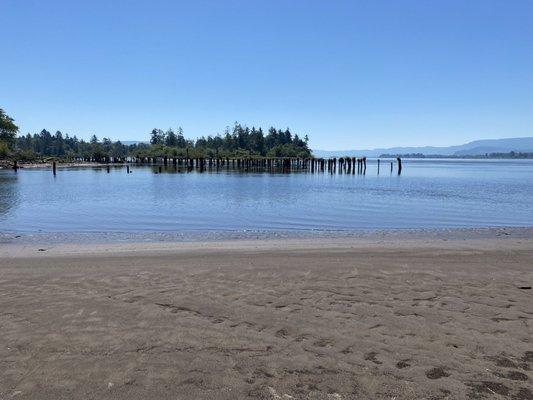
[1, 234, 532, 399]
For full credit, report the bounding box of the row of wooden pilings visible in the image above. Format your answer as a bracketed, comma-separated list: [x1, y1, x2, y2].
[129, 156, 402, 175]
[12, 157, 402, 175]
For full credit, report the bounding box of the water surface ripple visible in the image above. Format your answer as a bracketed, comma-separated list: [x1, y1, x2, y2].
[1, 159, 532, 233]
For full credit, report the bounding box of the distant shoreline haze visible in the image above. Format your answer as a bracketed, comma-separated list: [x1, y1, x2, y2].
[313, 137, 533, 158]
[377, 152, 533, 159]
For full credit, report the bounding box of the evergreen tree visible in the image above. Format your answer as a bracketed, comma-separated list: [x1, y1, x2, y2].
[5, 121, 312, 160]
[0, 108, 19, 151]
[150, 129, 159, 145]
[165, 128, 178, 146]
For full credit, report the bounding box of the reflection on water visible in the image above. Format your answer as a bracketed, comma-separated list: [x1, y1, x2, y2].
[0, 172, 18, 216]
[0, 159, 532, 232]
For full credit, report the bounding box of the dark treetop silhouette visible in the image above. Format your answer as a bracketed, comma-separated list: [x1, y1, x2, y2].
[1, 110, 311, 162]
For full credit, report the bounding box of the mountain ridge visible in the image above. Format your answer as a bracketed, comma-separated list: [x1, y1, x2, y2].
[312, 137, 533, 157]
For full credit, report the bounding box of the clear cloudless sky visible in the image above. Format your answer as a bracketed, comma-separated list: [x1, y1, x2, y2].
[1, 0, 532, 150]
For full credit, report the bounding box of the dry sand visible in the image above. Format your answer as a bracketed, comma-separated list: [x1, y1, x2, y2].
[1, 234, 532, 399]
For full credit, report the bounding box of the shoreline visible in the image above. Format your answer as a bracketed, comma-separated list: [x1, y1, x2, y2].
[0, 160, 125, 170]
[2, 157, 532, 170]
[1, 226, 532, 251]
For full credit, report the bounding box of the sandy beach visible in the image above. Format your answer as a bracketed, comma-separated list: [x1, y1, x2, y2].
[1, 232, 532, 399]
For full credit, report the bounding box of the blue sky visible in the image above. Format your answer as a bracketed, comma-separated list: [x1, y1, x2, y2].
[1, 0, 532, 150]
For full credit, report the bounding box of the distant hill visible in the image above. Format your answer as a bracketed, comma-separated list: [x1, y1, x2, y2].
[313, 137, 533, 157]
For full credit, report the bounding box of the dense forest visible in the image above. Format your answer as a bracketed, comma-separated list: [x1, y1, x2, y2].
[0, 108, 312, 161]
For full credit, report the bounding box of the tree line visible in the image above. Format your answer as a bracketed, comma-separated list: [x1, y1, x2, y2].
[0, 108, 312, 161]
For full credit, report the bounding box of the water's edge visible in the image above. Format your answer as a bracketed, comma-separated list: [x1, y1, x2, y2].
[1, 226, 532, 245]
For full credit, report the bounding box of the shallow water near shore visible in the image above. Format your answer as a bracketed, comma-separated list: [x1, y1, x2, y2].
[1, 159, 532, 233]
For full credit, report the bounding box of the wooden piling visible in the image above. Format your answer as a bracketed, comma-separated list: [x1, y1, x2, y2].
[13, 160, 18, 171]
[397, 157, 402, 175]
[52, 161, 57, 175]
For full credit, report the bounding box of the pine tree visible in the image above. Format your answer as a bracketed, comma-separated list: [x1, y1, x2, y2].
[0, 108, 19, 149]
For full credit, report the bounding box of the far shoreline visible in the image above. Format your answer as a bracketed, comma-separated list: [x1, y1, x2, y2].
[2, 157, 533, 171]
[0, 160, 125, 170]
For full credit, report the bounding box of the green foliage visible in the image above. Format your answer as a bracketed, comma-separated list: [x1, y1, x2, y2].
[0, 141, 9, 158]
[267, 144, 310, 158]
[13, 148, 38, 161]
[0, 108, 19, 152]
[6, 121, 312, 161]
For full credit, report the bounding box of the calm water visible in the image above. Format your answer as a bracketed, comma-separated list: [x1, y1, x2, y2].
[1, 159, 532, 233]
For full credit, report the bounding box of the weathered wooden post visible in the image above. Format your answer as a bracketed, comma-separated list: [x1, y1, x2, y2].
[390, 161, 393, 173]
[106, 165, 110, 173]
[158, 166, 162, 173]
[377, 159, 380, 175]
[127, 165, 130, 174]
[52, 161, 57, 175]
[397, 157, 402, 175]
[13, 160, 18, 172]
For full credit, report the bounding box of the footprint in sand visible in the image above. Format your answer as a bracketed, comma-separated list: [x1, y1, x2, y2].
[467, 381, 509, 397]
[275, 328, 289, 338]
[504, 371, 528, 381]
[396, 360, 410, 369]
[313, 338, 334, 348]
[425, 367, 449, 379]
[364, 351, 382, 365]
